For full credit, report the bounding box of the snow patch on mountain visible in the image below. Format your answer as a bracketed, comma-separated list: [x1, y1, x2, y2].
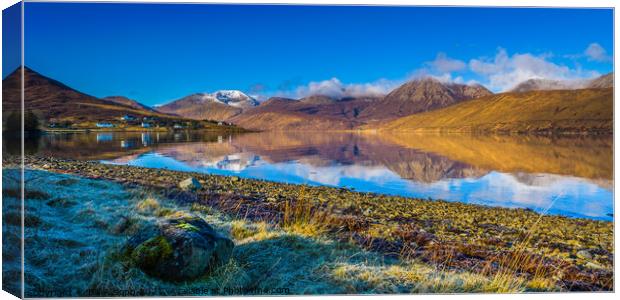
[198, 90, 259, 108]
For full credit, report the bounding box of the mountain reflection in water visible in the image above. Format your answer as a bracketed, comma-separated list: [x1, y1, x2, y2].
[25, 131, 613, 220]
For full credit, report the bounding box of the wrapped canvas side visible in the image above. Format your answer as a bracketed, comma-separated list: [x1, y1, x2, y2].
[2, 1, 24, 299]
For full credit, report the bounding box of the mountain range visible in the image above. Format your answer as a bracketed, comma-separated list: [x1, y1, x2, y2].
[2, 67, 613, 134]
[226, 74, 612, 132]
[228, 78, 495, 130]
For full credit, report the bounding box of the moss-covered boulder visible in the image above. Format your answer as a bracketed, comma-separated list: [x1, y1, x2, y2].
[123, 214, 234, 281]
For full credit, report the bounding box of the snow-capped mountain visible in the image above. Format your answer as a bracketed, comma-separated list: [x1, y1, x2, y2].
[205, 90, 259, 109]
[157, 90, 259, 121]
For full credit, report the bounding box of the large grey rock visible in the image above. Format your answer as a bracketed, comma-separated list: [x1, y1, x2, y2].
[124, 214, 234, 281]
[178, 177, 201, 191]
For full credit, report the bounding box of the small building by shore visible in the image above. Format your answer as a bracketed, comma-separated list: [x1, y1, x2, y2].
[121, 115, 137, 121]
[96, 122, 115, 128]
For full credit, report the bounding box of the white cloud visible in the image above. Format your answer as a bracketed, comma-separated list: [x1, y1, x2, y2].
[584, 43, 611, 62]
[286, 77, 401, 99]
[295, 78, 345, 99]
[426, 52, 466, 73]
[468, 48, 598, 92]
[266, 45, 605, 98]
[276, 52, 472, 99]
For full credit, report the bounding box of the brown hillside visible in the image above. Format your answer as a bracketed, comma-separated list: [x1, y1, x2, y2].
[359, 78, 492, 122]
[379, 88, 613, 134]
[2, 67, 179, 123]
[229, 96, 377, 131]
[103, 96, 155, 112]
[588, 73, 613, 89]
[156, 93, 243, 121]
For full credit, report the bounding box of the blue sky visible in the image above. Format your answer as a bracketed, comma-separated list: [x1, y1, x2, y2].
[2, 1, 20, 77]
[19, 3, 614, 105]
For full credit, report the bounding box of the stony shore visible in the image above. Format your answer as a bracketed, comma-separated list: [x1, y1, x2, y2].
[4, 155, 614, 291]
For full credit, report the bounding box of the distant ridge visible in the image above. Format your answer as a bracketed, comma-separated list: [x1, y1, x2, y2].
[588, 73, 613, 89]
[103, 96, 155, 112]
[510, 72, 613, 92]
[228, 95, 378, 131]
[510, 79, 579, 93]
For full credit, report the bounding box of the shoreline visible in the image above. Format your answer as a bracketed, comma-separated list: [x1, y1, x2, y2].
[43, 127, 249, 133]
[12, 155, 610, 223]
[3, 155, 614, 291]
[36, 128, 613, 140]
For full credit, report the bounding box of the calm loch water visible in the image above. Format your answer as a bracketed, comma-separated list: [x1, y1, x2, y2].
[22, 131, 613, 220]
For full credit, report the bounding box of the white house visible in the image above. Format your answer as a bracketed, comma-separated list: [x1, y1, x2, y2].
[121, 115, 136, 121]
[96, 122, 115, 128]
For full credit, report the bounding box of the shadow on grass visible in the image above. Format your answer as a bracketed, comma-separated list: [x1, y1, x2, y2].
[85, 232, 398, 297]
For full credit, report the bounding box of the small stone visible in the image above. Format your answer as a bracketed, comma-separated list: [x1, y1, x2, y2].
[576, 249, 593, 260]
[179, 177, 201, 191]
[585, 262, 604, 270]
[231, 176, 240, 182]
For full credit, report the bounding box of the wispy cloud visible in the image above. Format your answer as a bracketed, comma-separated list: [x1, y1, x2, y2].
[584, 43, 612, 62]
[468, 48, 599, 91]
[274, 77, 402, 99]
[425, 52, 467, 73]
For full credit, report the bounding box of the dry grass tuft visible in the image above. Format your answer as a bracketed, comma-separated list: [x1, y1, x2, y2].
[280, 188, 334, 236]
[135, 197, 160, 213]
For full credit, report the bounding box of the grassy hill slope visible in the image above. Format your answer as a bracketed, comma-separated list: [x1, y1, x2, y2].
[378, 88, 612, 134]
